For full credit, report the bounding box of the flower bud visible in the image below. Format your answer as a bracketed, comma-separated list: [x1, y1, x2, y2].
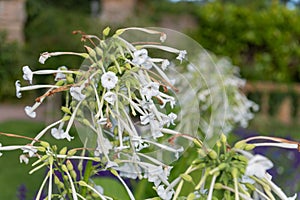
[220, 133, 227, 143]
[59, 147, 68, 155]
[66, 160, 73, 171]
[244, 144, 256, 151]
[103, 26, 111, 36]
[234, 140, 246, 150]
[61, 106, 72, 115]
[67, 149, 77, 156]
[40, 141, 50, 148]
[208, 149, 218, 160]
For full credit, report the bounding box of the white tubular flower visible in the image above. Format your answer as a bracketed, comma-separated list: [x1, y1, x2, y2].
[55, 66, 68, 81]
[51, 128, 74, 141]
[132, 49, 149, 65]
[70, 86, 86, 101]
[157, 185, 174, 200]
[164, 113, 177, 127]
[0, 143, 2, 156]
[150, 119, 163, 139]
[39, 52, 51, 64]
[161, 59, 170, 71]
[39, 51, 88, 64]
[176, 50, 187, 62]
[115, 163, 140, 179]
[21, 146, 37, 157]
[103, 91, 117, 105]
[101, 71, 118, 90]
[140, 113, 154, 125]
[245, 155, 273, 178]
[24, 104, 40, 118]
[22, 66, 33, 84]
[15, 80, 59, 98]
[19, 154, 29, 164]
[141, 82, 160, 100]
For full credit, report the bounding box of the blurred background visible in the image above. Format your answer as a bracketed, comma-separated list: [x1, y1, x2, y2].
[0, 0, 300, 199]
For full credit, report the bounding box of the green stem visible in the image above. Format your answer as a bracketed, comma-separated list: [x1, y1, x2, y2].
[80, 159, 93, 196]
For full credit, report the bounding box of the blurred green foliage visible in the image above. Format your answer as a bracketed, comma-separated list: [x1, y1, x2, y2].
[0, 32, 21, 101]
[190, 2, 300, 82]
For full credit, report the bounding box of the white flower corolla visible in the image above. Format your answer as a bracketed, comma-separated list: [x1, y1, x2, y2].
[70, 86, 86, 101]
[287, 194, 297, 200]
[19, 154, 29, 164]
[39, 52, 50, 64]
[161, 59, 170, 71]
[163, 113, 177, 127]
[115, 163, 140, 179]
[15, 80, 22, 98]
[103, 91, 117, 105]
[15, 80, 59, 98]
[145, 165, 172, 187]
[140, 113, 154, 125]
[133, 138, 150, 151]
[22, 66, 33, 84]
[176, 50, 187, 62]
[245, 154, 273, 178]
[94, 137, 112, 156]
[51, 128, 74, 141]
[150, 119, 163, 139]
[141, 82, 160, 100]
[157, 185, 174, 200]
[132, 49, 152, 69]
[21, 146, 37, 157]
[101, 71, 118, 90]
[132, 49, 148, 65]
[55, 66, 68, 81]
[24, 106, 37, 118]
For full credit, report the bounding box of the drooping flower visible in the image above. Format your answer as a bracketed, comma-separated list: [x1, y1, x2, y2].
[161, 59, 170, 71]
[70, 86, 86, 101]
[24, 106, 37, 118]
[176, 50, 187, 63]
[103, 91, 117, 105]
[101, 71, 118, 90]
[245, 154, 273, 178]
[21, 146, 37, 157]
[141, 82, 160, 100]
[19, 155, 29, 164]
[164, 113, 177, 127]
[51, 128, 74, 141]
[22, 66, 33, 84]
[54, 66, 68, 81]
[157, 185, 174, 200]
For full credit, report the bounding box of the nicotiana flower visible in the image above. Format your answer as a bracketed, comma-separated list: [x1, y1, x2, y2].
[19, 154, 29, 164]
[101, 71, 118, 90]
[132, 49, 148, 65]
[245, 154, 273, 178]
[55, 66, 68, 81]
[15, 80, 59, 98]
[103, 91, 117, 105]
[70, 86, 86, 101]
[132, 49, 152, 69]
[161, 59, 170, 71]
[141, 82, 160, 100]
[22, 66, 34, 84]
[21, 146, 37, 157]
[24, 105, 38, 118]
[51, 128, 74, 141]
[176, 50, 187, 62]
[157, 185, 174, 200]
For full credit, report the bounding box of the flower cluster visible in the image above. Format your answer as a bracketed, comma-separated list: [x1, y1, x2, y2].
[0, 26, 298, 200]
[11, 27, 190, 199]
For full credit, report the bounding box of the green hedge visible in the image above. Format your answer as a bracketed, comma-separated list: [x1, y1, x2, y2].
[190, 2, 300, 82]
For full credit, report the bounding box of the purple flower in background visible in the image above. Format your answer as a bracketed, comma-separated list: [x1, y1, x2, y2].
[17, 184, 27, 200]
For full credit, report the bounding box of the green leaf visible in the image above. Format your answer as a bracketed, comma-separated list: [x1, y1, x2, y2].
[93, 177, 130, 200]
